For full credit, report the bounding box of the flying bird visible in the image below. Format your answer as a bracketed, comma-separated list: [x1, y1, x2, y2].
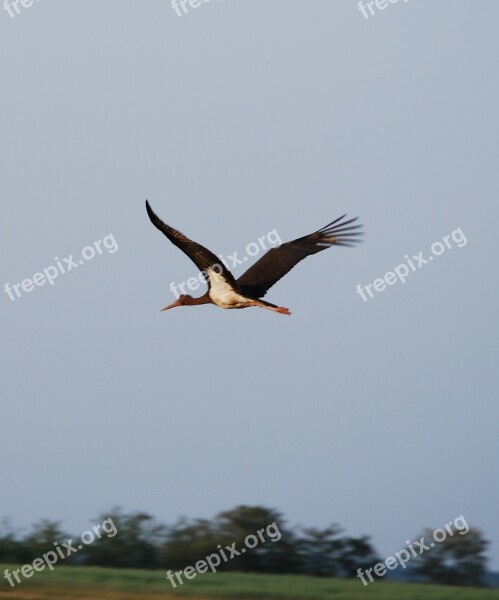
[146, 200, 362, 316]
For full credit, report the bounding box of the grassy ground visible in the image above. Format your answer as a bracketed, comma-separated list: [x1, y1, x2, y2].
[1, 565, 499, 600]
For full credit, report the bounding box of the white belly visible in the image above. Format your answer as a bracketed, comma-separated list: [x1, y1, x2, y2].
[207, 270, 252, 309]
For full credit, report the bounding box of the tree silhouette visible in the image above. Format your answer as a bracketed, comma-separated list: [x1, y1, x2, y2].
[0, 517, 34, 564]
[337, 535, 380, 578]
[296, 525, 379, 577]
[0, 506, 490, 586]
[160, 517, 218, 570]
[83, 508, 164, 568]
[413, 526, 488, 586]
[213, 505, 298, 573]
[24, 519, 71, 561]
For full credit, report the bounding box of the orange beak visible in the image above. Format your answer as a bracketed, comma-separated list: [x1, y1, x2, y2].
[160, 299, 182, 312]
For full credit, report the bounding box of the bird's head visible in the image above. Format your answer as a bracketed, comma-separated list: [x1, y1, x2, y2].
[160, 294, 194, 311]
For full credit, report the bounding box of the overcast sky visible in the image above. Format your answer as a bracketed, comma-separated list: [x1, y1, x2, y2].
[1, 0, 498, 572]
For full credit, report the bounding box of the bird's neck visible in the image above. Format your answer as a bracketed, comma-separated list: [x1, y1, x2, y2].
[186, 292, 212, 306]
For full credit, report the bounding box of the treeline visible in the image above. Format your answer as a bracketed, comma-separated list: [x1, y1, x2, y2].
[0, 505, 490, 586]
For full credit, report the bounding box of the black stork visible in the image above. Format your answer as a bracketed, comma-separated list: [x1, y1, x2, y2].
[146, 201, 362, 316]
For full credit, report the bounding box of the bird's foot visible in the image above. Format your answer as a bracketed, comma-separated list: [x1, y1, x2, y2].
[277, 306, 291, 315]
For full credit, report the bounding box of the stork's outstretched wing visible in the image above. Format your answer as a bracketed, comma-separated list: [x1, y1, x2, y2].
[237, 215, 363, 298]
[145, 201, 237, 287]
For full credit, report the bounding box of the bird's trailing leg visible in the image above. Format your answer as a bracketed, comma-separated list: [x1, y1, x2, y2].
[249, 298, 291, 316]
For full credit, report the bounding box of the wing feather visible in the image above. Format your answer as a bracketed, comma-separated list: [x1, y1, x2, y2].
[146, 201, 238, 288]
[236, 215, 363, 298]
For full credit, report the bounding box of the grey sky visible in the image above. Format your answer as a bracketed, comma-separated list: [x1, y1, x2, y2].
[1, 0, 498, 571]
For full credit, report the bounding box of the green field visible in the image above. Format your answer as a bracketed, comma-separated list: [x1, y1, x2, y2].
[1, 565, 499, 600]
